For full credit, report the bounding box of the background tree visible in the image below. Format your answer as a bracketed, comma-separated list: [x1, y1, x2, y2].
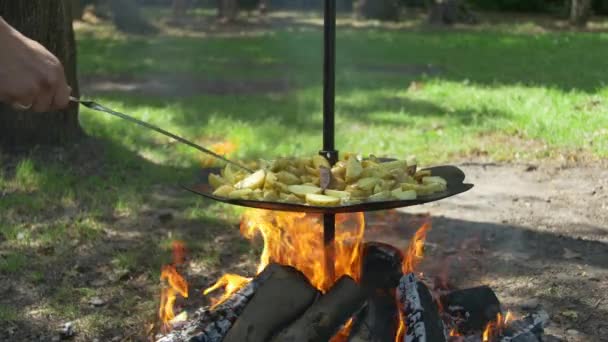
[218, 0, 239, 22]
[570, 0, 592, 26]
[108, 0, 158, 34]
[0, 0, 82, 149]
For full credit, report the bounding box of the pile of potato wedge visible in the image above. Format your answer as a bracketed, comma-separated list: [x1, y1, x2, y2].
[208, 154, 447, 206]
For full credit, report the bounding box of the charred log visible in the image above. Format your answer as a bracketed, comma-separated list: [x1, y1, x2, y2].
[222, 265, 319, 342]
[397, 273, 447, 342]
[440, 286, 501, 334]
[156, 263, 284, 342]
[499, 310, 549, 342]
[271, 276, 366, 342]
[348, 242, 403, 342]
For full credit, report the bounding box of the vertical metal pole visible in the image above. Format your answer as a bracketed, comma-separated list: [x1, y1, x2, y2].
[321, 0, 337, 288]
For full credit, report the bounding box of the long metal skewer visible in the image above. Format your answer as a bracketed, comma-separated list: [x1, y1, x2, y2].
[70, 96, 253, 173]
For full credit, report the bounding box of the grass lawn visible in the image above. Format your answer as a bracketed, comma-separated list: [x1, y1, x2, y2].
[1, 9, 607, 341]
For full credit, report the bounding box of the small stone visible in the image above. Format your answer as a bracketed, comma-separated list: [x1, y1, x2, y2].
[90, 278, 109, 287]
[89, 297, 106, 307]
[59, 321, 75, 339]
[561, 310, 579, 319]
[52, 336, 61, 342]
[525, 165, 538, 172]
[17, 232, 26, 240]
[563, 248, 582, 260]
[566, 329, 582, 336]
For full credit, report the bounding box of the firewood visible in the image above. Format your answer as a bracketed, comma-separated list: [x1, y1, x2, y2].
[397, 273, 447, 342]
[499, 310, 549, 342]
[222, 265, 319, 342]
[348, 242, 402, 342]
[156, 263, 285, 342]
[271, 276, 366, 342]
[440, 286, 501, 334]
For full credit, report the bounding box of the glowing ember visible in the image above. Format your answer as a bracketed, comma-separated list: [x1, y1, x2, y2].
[238, 209, 365, 292]
[402, 222, 431, 274]
[203, 273, 251, 308]
[159, 241, 189, 332]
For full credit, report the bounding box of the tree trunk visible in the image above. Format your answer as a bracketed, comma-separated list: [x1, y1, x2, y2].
[570, 0, 592, 27]
[172, 0, 188, 19]
[0, 0, 82, 150]
[71, 0, 85, 20]
[108, 0, 157, 34]
[218, 0, 238, 23]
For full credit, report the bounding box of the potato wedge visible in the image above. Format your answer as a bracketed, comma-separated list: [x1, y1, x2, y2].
[368, 190, 391, 201]
[356, 177, 381, 191]
[277, 171, 300, 185]
[235, 169, 266, 190]
[208, 173, 229, 190]
[287, 185, 322, 197]
[325, 189, 350, 199]
[422, 176, 447, 186]
[391, 189, 417, 200]
[212, 185, 234, 197]
[312, 155, 330, 169]
[305, 193, 340, 206]
[228, 188, 253, 199]
[345, 157, 363, 183]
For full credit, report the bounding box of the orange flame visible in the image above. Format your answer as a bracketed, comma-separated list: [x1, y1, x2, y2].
[201, 141, 237, 167]
[482, 311, 512, 341]
[203, 273, 252, 308]
[396, 222, 433, 342]
[402, 222, 431, 274]
[238, 210, 365, 292]
[329, 318, 354, 342]
[159, 241, 189, 332]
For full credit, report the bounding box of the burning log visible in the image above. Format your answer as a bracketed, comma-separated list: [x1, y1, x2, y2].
[156, 263, 285, 342]
[271, 275, 366, 342]
[440, 286, 501, 334]
[222, 265, 319, 342]
[498, 310, 549, 342]
[397, 273, 447, 342]
[348, 242, 403, 342]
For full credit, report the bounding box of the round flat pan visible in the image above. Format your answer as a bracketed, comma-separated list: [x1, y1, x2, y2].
[183, 165, 473, 214]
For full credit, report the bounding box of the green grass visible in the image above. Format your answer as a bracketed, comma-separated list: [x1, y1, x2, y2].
[1, 10, 607, 340]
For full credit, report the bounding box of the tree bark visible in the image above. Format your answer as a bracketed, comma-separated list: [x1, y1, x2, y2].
[0, 0, 82, 150]
[71, 0, 85, 20]
[570, 0, 592, 27]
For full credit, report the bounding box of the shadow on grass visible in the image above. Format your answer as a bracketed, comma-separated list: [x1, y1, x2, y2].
[0, 138, 253, 341]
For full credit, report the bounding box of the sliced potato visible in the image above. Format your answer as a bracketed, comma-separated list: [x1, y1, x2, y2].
[251, 189, 264, 200]
[208, 173, 229, 189]
[325, 189, 350, 199]
[345, 157, 363, 183]
[305, 193, 340, 206]
[235, 169, 266, 190]
[331, 161, 347, 179]
[263, 190, 279, 201]
[391, 189, 417, 200]
[287, 185, 322, 197]
[212, 185, 234, 197]
[312, 155, 330, 169]
[422, 176, 447, 186]
[228, 188, 253, 199]
[277, 171, 300, 185]
[356, 177, 381, 191]
[280, 193, 302, 203]
[368, 190, 391, 201]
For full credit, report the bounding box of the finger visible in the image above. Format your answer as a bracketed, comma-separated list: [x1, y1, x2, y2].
[32, 88, 54, 113]
[51, 84, 71, 110]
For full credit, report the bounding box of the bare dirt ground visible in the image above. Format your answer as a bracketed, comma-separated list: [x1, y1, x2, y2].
[365, 161, 608, 342]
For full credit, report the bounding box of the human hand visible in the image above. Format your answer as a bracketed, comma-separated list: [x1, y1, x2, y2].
[0, 17, 71, 112]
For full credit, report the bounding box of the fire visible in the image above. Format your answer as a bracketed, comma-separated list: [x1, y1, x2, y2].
[329, 318, 354, 342]
[158, 241, 189, 332]
[396, 222, 433, 342]
[201, 140, 237, 167]
[402, 222, 431, 274]
[203, 273, 251, 308]
[482, 311, 512, 341]
[237, 210, 365, 292]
